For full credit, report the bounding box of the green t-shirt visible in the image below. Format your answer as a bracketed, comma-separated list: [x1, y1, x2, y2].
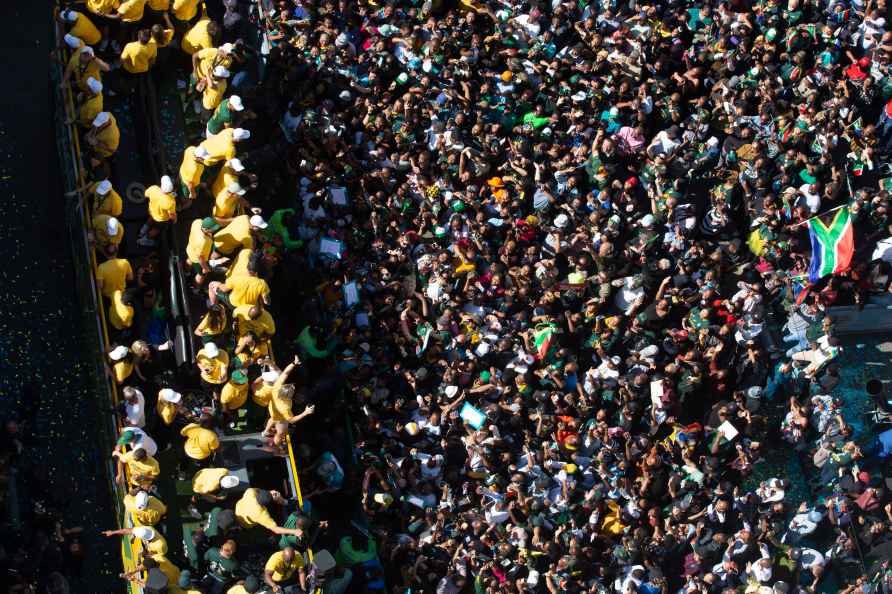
[205, 547, 240, 581]
[206, 99, 235, 135]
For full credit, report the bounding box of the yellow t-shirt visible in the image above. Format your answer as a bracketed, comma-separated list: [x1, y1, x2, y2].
[195, 309, 228, 337]
[252, 381, 275, 407]
[221, 380, 248, 411]
[194, 47, 233, 81]
[211, 162, 240, 198]
[224, 275, 270, 308]
[70, 13, 102, 47]
[226, 585, 253, 594]
[186, 218, 213, 265]
[143, 532, 168, 557]
[199, 128, 236, 166]
[109, 290, 134, 330]
[86, 0, 119, 16]
[172, 0, 200, 21]
[92, 214, 124, 247]
[79, 92, 104, 128]
[150, 29, 175, 49]
[147, 0, 170, 10]
[93, 116, 120, 158]
[124, 493, 167, 526]
[234, 488, 277, 529]
[182, 17, 214, 55]
[180, 424, 220, 460]
[179, 146, 205, 190]
[233, 306, 276, 338]
[156, 398, 178, 426]
[202, 78, 227, 111]
[117, 0, 148, 22]
[196, 348, 229, 384]
[268, 392, 294, 422]
[96, 257, 132, 298]
[90, 182, 122, 217]
[192, 467, 229, 494]
[213, 184, 241, 218]
[213, 215, 253, 254]
[264, 550, 304, 582]
[225, 248, 251, 279]
[145, 185, 177, 222]
[113, 359, 133, 385]
[120, 450, 160, 481]
[153, 555, 181, 588]
[121, 40, 157, 74]
[67, 52, 102, 93]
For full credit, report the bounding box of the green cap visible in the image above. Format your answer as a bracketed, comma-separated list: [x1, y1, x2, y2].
[765, 27, 777, 41]
[231, 370, 248, 384]
[480, 370, 492, 382]
[202, 217, 222, 232]
[434, 226, 447, 237]
[451, 200, 465, 212]
[396, 72, 409, 85]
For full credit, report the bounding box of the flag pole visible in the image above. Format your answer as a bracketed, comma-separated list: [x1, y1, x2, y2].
[785, 203, 847, 230]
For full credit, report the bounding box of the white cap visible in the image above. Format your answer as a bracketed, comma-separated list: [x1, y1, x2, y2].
[220, 42, 235, 54]
[227, 182, 246, 195]
[96, 180, 112, 195]
[132, 526, 155, 541]
[213, 65, 230, 78]
[339, 90, 352, 101]
[87, 77, 103, 94]
[194, 146, 210, 160]
[553, 214, 569, 229]
[80, 45, 94, 56]
[63, 10, 78, 22]
[227, 158, 244, 172]
[261, 370, 279, 383]
[134, 491, 150, 510]
[249, 214, 267, 229]
[203, 342, 220, 358]
[232, 128, 251, 141]
[640, 214, 655, 228]
[228, 95, 244, 111]
[105, 216, 120, 236]
[160, 175, 174, 194]
[92, 112, 110, 127]
[220, 475, 240, 489]
[610, 356, 622, 365]
[109, 345, 129, 361]
[445, 385, 459, 399]
[64, 33, 82, 48]
[159, 388, 182, 404]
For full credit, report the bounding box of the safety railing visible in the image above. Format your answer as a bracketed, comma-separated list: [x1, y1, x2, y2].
[51, 6, 145, 591]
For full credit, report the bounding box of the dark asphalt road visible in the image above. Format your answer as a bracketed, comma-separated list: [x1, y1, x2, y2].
[0, 3, 118, 592]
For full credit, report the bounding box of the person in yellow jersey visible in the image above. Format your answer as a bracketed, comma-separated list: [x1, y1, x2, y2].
[234, 488, 302, 536]
[114, 446, 160, 487]
[85, 0, 120, 18]
[89, 179, 123, 217]
[195, 302, 228, 342]
[213, 212, 264, 255]
[71, 76, 104, 127]
[91, 213, 123, 255]
[196, 341, 229, 398]
[251, 367, 279, 408]
[121, 29, 157, 74]
[145, 175, 179, 227]
[150, 18, 176, 50]
[147, 0, 170, 13]
[62, 45, 110, 94]
[201, 66, 230, 116]
[107, 344, 135, 385]
[102, 525, 168, 557]
[234, 304, 276, 340]
[199, 126, 249, 166]
[180, 414, 220, 462]
[86, 111, 120, 160]
[58, 9, 102, 47]
[192, 43, 235, 90]
[179, 144, 209, 202]
[172, 0, 201, 22]
[189, 468, 240, 517]
[182, 15, 220, 55]
[186, 217, 222, 284]
[110, 0, 149, 23]
[226, 576, 261, 594]
[264, 355, 315, 453]
[96, 255, 133, 298]
[213, 258, 271, 309]
[264, 546, 307, 593]
[220, 368, 249, 413]
[123, 489, 167, 526]
[211, 157, 244, 198]
[109, 289, 135, 330]
[156, 388, 183, 426]
[213, 181, 249, 218]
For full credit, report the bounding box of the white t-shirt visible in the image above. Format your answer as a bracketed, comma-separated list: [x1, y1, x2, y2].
[124, 390, 146, 428]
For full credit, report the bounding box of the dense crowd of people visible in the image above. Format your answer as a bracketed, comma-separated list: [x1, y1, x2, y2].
[52, 0, 892, 593]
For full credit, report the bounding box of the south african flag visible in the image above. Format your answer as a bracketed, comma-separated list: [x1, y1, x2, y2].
[807, 207, 854, 283]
